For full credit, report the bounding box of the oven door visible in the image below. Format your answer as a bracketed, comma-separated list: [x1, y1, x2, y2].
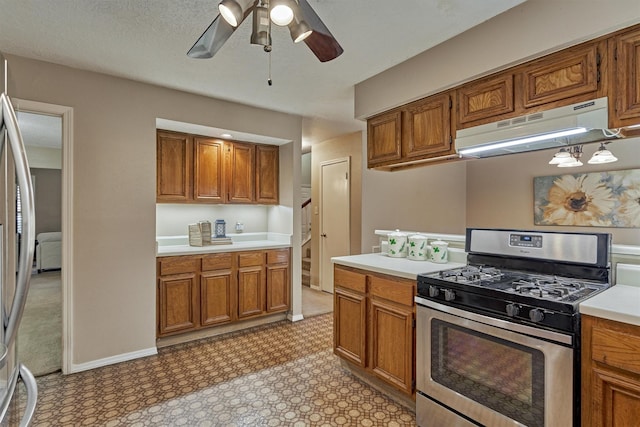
[415, 298, 574, 427]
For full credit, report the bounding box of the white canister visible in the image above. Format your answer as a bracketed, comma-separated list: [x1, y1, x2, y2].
[387, 230, 408, 258]
[408, 234, 429, 261]
[430, 238, 449, 263]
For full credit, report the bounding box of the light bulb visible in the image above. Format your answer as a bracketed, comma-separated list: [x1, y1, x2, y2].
[270, 4, 294, 26]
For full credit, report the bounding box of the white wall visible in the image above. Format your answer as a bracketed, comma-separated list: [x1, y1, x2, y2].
[25, 146, 61, 169]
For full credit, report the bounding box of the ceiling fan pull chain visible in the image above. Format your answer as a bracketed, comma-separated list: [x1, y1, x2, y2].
[267, 50, 273, 86]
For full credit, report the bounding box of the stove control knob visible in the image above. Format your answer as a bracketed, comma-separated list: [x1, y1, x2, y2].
[506, 303, 520, 317]
[529, 308, 545, 323]
[444, 289, 456, 302]
[428, 286, 440, 298]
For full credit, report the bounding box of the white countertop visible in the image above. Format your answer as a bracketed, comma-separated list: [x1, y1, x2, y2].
[580, 285, 640, 327]
[331, 253, 465, 280]
[156, 232, 291, 256]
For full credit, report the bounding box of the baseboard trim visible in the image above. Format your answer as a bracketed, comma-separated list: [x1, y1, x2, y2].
[68, 347, 158, 374]
[288, 313, 304, 322]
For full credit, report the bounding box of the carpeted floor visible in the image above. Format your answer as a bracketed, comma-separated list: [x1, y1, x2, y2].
[18, 270, 62, 377]
[11, 313, 416, 426]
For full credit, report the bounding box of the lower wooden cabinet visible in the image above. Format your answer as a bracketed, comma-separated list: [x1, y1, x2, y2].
[333, 265, 416, 396]
[157, 248, 290, 337]
[582, 315, 640, 426]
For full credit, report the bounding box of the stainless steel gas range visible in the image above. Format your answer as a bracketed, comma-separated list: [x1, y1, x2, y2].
[415, 228, 611, 427]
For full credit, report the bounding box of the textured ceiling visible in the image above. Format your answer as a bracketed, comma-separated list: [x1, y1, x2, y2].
[0, 0, 525, 147]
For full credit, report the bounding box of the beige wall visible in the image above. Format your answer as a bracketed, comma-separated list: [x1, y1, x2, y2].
[466, 137, 640, 245]
[355, 0, 640, 119]
[310, 132, 362, 288]
[360, 160, 467, 252]
[32, 168, 62, 235]
[7, 55, 302, 367]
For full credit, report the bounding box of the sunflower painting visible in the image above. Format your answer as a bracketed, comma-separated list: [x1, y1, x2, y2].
[534, 169, 640, 227]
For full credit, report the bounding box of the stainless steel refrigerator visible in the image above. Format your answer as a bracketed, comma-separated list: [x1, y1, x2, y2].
[0, 55, 38, 425]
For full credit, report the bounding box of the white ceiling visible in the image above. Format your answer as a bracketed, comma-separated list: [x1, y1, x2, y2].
[0, 0, 525, 147]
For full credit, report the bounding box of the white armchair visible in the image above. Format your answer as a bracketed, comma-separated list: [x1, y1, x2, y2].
[36, 232, 61, 272]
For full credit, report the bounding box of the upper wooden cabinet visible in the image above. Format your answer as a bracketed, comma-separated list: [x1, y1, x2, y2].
[610, 26, 640, 127]
[227, 142, 255, 204]
[193, 137, 225, 203]
[157, 131, 192, 202]
[156, 130, 279, 204]
[367, 91, 455, 169]
[458, 73, 515, 125]
[255, 145, 280, 204]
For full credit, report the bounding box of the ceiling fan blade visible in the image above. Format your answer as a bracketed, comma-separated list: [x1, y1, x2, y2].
[298, 0, 343, 62]
[187, 14, 236, 59]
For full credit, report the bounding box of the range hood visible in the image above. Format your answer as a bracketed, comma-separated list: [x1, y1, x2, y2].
[455, 97, 622, 158]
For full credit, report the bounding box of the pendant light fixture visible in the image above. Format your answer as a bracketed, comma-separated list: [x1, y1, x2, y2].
[548, 142, 619, 168]
[219, 0, 255, 27]
[588, 142, 619, 164]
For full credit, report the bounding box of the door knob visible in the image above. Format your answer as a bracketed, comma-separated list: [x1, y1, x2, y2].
[321, 233, 327, 237]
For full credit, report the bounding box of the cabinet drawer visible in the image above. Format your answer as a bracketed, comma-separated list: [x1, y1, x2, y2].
[202, 253, 233, 271]
[370, 275, 415, 307]
[267, 249, 289, 265]
[592, 325, 640, 375]
[334, 267, 367, 294]
[238, 251, 264, 267]
[158, 256, 199, 276]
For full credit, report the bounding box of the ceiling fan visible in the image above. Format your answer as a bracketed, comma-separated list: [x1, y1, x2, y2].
[187, 0, 343, 63]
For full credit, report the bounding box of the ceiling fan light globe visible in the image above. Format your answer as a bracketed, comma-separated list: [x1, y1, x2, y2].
[271, 4, 294, 26]
[219, 0, 243, 27]
[290, 21, 312, 43]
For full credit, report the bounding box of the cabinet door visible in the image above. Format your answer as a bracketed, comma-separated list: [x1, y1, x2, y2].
[227, 142, 255, 203]
[334, 287, 367, 368]
[402, 93, 453, 158]
[590, 368, 640, 427]
[238, 265, 264, 318]
[156, 131, 192, 202]
[158, 273, 198, 336]
[193, 137, 225, 203]
[520, 41, 602, 109]
[612, 28, 640, 125]
[201, 270, 235, 326]
[457, 73, 515, 126]
[266, 264, 289, 313]
[367, 110, 402, 168]
[369, 298, 414, 394]
[255, 145, 279, 204]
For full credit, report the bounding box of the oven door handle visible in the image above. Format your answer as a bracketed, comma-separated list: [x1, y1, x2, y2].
[415, 296, 573, 346]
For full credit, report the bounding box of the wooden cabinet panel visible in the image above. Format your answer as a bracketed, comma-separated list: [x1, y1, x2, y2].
[266, 264, 289, 313]
[370, 298, 414, 394]
[156, 131, 192, 201]
[334, 287, 367, 367]
[238, 251, 264, 267]
[255, 144, 279, 204]
[367, 110, 402, 168]
[458, 73, 514, 125]
[158, 274, 197, 335]
[267, 249, 289, 265]
[582, 315, 640, 427]
[612, 28, 640, 125]
[334, 267, 367, 294]
[369, 275, 415, 306]
[193, 137, 225, 203]
[227, 142, 255, 203]
[202, 253, 233, 271]
[521, 42, 600, 108]
[402, 93, 453, 158]
[201, 270, 235, 326]
[158, 256, 200, 276]
[238, 265, 264, 318]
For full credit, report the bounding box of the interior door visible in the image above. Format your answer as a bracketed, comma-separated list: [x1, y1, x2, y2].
[320, 158, 350, 293]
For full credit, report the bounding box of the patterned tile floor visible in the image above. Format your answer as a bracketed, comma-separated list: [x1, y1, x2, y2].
[12, 314, 416, 426]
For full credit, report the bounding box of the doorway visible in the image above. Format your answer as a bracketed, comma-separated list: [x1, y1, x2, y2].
[319, 157, 350, 293]
[14, 98, 73, 375]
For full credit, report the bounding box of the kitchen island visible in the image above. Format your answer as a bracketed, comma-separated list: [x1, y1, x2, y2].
[331, 252, 464, 409]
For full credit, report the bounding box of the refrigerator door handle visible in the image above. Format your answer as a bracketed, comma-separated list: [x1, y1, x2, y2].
[0, 93, 36, 348]
[18, 364, 37, 426]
